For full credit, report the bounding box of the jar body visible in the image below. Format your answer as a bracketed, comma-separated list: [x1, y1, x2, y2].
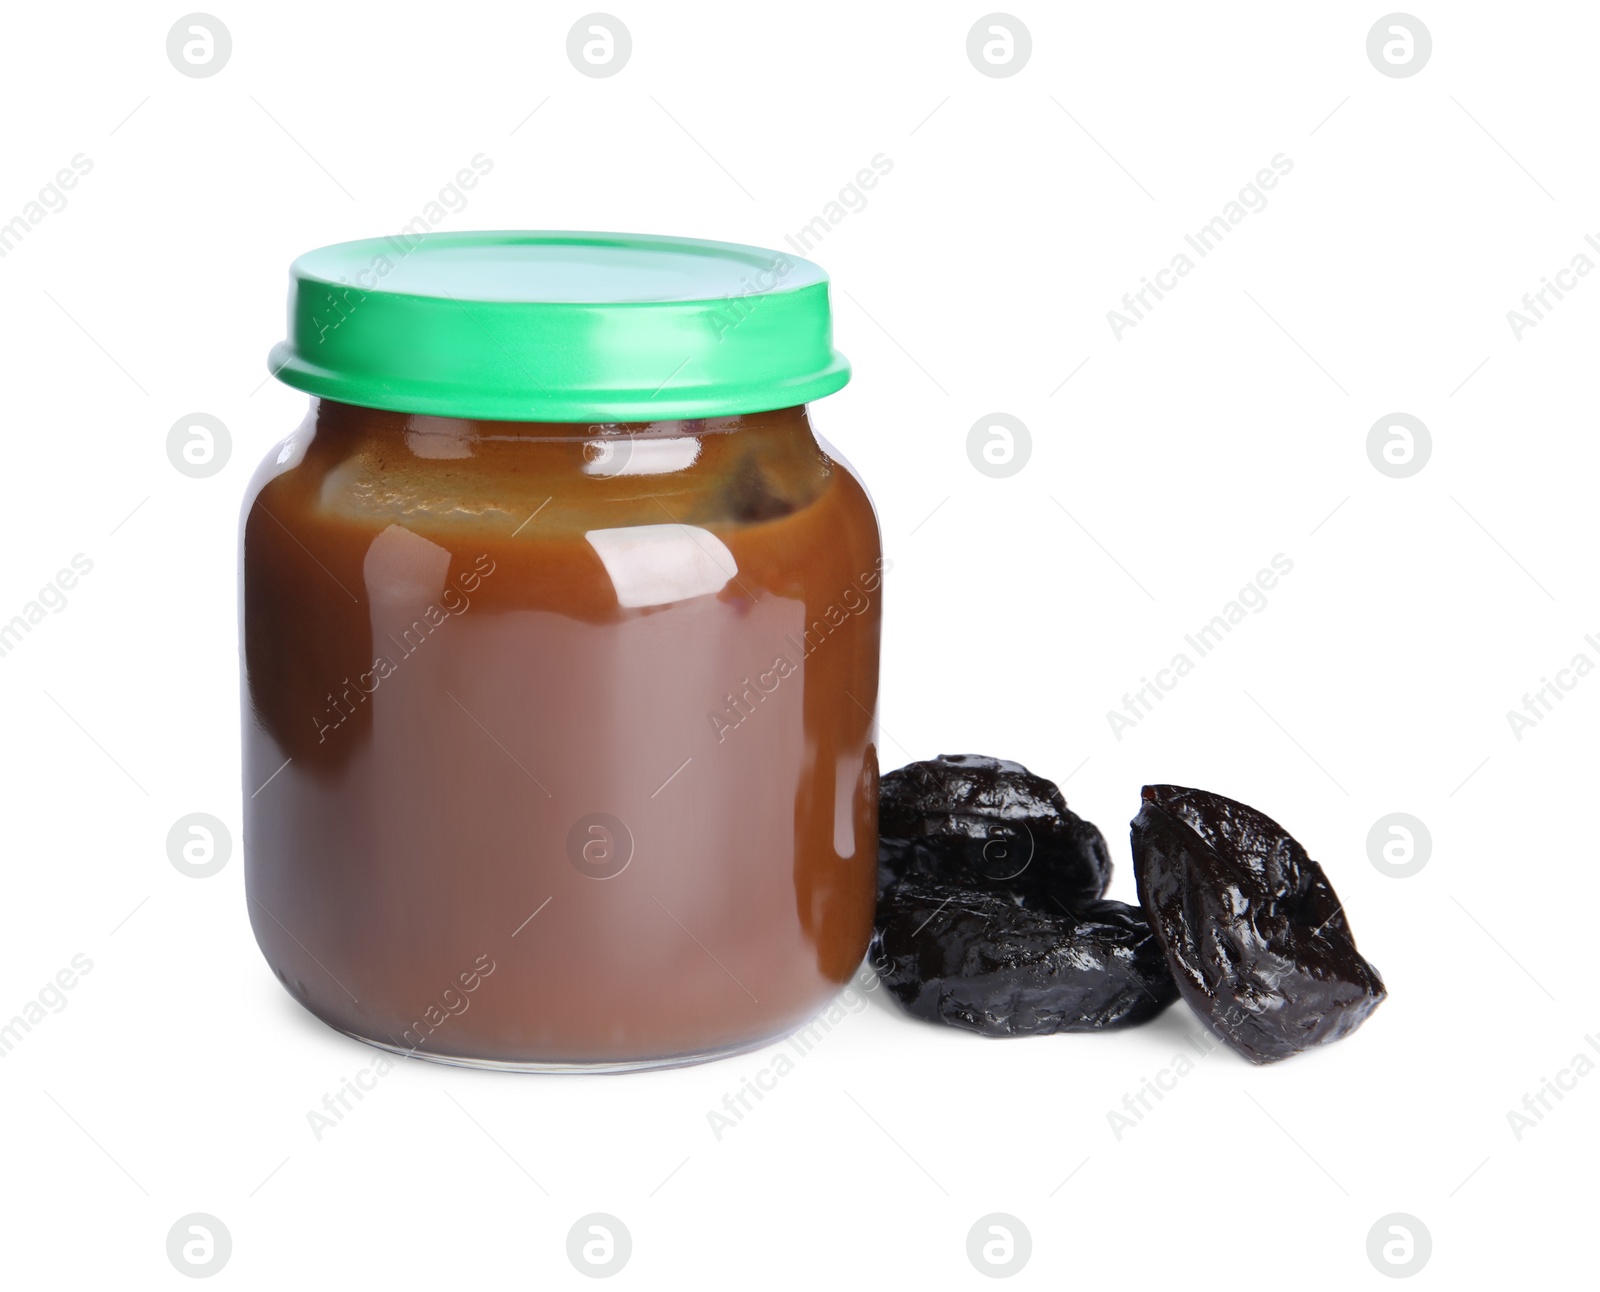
[240, 400, 882, 1069]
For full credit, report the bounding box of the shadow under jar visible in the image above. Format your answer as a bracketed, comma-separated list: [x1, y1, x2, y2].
[241, 232, 882, 1071]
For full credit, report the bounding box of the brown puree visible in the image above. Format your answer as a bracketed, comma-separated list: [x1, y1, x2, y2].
[241, 399, 882, 1068]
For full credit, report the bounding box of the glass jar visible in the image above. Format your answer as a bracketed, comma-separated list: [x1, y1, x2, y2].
[241, 233, 882, 1070]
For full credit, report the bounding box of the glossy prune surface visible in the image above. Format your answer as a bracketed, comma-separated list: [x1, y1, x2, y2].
[1131, 784, 1386, 1064]
[870, 878, 1177, 1036]
[877, 754, 1112, 910]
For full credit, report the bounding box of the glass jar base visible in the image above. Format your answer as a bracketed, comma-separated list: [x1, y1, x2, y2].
[332, 1017, 825, 1075]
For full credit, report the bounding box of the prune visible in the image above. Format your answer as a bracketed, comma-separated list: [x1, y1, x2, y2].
[1131, 784, 1386, 1064]
[870, 877, 1177, 1036]
[878, 754, 1111, 910]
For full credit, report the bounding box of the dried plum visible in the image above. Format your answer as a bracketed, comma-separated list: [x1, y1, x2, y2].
[878, 754, 1111, 910]
[870, 877, 1177, 1036]
[1131, 784, 1386, 1064]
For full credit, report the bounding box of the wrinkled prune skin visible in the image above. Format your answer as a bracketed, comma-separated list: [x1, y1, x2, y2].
[870, 878, 1177, 1036]
[1131, 784, 1386, 1065]
[878, 755, 1112, 910]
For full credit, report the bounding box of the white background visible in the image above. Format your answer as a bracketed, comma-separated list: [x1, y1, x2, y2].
[0, 1, 1593, 1285]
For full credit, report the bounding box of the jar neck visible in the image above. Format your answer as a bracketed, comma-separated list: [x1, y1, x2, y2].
[311, 398, 812, 445]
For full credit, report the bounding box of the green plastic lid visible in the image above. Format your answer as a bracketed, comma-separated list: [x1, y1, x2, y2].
[268, 230, 851, 422]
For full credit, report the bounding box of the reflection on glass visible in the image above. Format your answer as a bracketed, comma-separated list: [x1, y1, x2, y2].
[585, 523, 737, 608]
[583, 435, 701, 478]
